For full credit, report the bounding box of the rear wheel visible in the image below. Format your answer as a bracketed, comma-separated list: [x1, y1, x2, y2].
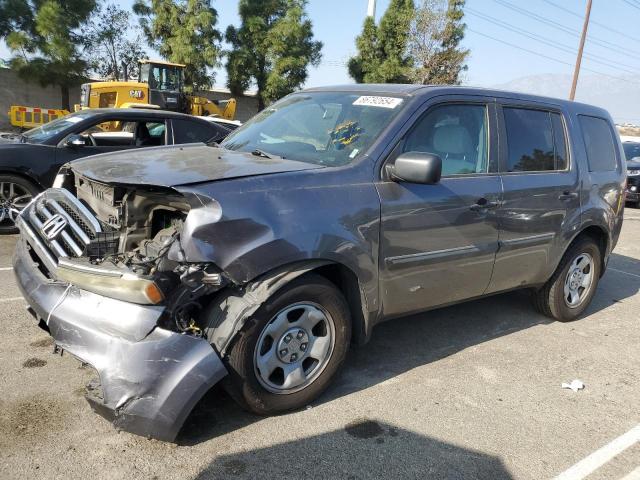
[220, 274, 351, 414]
[0, 175, 38, 234]
[533, 237, 602, 321]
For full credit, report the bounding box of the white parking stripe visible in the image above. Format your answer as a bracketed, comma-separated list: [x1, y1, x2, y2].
[0, 267, 12, 271]
[608, 268, 640, 279]
[0, 297, 24, 303]
[620, 466, 640, 480]
[554, 425, 640, 480]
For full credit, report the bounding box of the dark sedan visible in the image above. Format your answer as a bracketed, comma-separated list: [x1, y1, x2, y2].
[0, 108, 231, 232]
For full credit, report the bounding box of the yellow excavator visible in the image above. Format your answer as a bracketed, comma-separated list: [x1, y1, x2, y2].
[8, 60, 236, 129]
[78, 59, 236, 119]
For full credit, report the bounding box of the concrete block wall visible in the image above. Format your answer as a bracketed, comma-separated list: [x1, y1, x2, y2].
[0, 67, 259, 129]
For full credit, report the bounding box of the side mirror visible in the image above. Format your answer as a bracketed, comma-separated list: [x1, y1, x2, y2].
[65, 134, 85, 147]
[392, 152, 442, 184]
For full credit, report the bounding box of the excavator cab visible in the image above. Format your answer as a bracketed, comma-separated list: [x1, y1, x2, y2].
[138, 60, 187, 112]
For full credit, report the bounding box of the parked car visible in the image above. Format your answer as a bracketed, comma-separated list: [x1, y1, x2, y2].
[621, 136, 640, 207]
[0, 108, 231, 232]
[13, 85, 625, 441]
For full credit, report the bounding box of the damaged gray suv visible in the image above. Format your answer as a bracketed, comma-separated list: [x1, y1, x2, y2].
[13, 85, 625, 441]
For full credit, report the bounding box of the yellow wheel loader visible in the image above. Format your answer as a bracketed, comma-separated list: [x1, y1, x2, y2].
[78, 60, 236, 119]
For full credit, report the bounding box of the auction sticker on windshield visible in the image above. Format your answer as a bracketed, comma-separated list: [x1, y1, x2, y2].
[353, 96, 403, 109]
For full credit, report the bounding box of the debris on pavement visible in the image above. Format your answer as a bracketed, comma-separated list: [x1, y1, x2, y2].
[561, 380, 585, 392]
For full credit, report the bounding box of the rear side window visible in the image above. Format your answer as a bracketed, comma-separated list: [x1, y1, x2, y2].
[503, 107, 567, 172]
[579, 115, 618, 171]
[172, 119, 222, 144]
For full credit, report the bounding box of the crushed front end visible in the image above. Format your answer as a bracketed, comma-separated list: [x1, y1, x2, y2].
[12, 175, 229, 442]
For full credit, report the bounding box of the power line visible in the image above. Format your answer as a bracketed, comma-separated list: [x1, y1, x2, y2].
[466, 28, 640, 87]
[467, 8, 640, 75]
[493, 0, 640, 60]
[541, 0, 640, 44]
[622, 0, 640, 10]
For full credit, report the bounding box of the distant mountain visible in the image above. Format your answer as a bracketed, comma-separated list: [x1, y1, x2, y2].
[490, 74, 640, 125]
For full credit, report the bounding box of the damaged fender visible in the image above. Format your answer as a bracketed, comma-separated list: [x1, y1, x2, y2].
[201, 260, 332, 354]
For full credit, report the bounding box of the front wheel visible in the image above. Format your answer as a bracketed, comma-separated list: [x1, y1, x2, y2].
[533, 237, 602, 321]
[219, 274, 351, 414]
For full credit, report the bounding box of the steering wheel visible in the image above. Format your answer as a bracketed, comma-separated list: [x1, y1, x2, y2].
[86, 133, 97, 147]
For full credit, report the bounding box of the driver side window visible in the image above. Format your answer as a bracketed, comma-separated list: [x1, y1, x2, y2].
[404, 104, 489, 176]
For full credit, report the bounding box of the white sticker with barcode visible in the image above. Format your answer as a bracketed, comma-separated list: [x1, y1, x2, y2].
[353, 96, 403, 109]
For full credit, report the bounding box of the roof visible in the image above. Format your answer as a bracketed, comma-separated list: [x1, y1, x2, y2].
[140, 59, 186, 68]
[301, 84, 611, 116]
[71, 108, 208, 121]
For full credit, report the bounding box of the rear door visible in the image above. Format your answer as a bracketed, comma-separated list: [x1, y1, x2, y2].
[487, 101, 580, 293]
[377, 96, 503, 317]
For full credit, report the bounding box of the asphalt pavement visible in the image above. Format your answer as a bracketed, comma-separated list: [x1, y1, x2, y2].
[0, 209, 639, 480]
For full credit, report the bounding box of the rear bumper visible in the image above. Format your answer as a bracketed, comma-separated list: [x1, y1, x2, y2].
[13, 238, 227, 442]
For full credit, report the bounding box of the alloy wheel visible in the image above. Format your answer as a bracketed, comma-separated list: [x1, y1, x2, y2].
[0, 182, 33, 226]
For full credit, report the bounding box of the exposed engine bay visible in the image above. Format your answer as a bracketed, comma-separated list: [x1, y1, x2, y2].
[50, 170, 227, 336]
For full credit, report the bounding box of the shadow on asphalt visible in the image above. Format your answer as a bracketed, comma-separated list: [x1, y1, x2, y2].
[192, 420, 513, 479]
[177, 252, 640, 446]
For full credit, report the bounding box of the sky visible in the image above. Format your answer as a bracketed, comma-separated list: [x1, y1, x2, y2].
[2, 0, 639, 93]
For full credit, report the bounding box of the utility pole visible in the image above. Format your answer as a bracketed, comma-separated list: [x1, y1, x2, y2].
[367, 0, 376, 18]
[569, 0, 592, 100]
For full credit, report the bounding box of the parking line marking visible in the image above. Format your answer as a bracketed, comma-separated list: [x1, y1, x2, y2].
[0, 297, 24, 303]
[0, 267, 12, 271]
[554, 424, 640, 480]
[608, 268, 640, 279]
[620, 466, 640, 480]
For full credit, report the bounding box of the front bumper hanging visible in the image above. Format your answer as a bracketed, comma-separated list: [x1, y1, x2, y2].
[13, 238, 228, 442]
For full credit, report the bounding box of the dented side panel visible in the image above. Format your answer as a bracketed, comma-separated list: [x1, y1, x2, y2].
[176, 165, 383, 328]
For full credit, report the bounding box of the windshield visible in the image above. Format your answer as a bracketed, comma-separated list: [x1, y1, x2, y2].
[22, 111, 95, 143]
[623, 141, 640, 161]
[221, 92, 405, 166]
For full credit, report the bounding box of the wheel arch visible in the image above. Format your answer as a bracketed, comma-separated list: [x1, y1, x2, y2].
[567, 224, 610, 276]
[202, 259, 371, 355]
[0, 170, 44, 191]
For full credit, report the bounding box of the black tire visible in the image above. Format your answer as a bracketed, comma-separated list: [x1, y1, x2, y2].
[0, 174, 39, 235]
[220, 273, 351, 415]
[532, 237, 602, 322]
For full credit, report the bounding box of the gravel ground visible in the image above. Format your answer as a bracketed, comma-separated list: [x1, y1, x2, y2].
[0, 209, 639, 480]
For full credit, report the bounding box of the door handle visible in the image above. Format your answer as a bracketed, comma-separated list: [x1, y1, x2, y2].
[470, 198, 500, 212]
[558, 191, 578, 201]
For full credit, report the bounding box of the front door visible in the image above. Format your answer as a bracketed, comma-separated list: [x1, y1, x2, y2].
[378, 99, 502, 318]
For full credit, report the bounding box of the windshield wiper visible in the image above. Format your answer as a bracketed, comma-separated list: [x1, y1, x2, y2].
[251, 148, 272, 159]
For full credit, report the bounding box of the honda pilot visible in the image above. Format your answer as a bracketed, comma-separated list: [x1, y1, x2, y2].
[13, 85, 625, 441]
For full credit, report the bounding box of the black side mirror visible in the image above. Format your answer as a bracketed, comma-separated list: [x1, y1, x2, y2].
[392, 152, 442, 184]
[65, 134, 85, 147]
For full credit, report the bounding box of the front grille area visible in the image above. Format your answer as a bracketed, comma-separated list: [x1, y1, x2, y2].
[20, 188, 118, 271]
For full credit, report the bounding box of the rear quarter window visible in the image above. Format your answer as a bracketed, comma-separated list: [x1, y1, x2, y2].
[578, 115, 618, 172]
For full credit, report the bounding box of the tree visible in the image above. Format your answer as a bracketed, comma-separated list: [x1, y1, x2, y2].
[84, 4, 146, 81]
[408, 0, 469, 85]
[133, 0, 221, 90]
[0, 0, 97, 110]
[226, 0, 322, 111]
[348, 0, 415, 83]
